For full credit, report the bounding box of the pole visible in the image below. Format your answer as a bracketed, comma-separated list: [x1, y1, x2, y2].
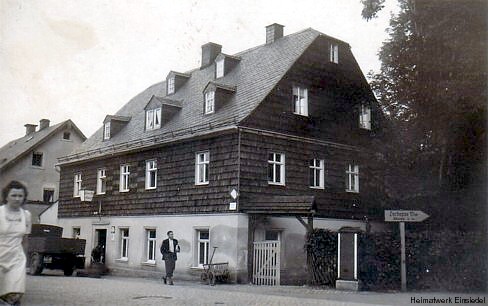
[400, 222, 406, 291]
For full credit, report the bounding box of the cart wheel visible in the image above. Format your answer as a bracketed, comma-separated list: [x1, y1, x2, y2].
[221, 270, 230, 283]
[200, 271, 208, 283]
[208, 271, 216, 286]
[29, 253, 44, 275]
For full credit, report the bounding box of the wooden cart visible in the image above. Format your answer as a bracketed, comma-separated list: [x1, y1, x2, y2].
[200, 247, 230, 285]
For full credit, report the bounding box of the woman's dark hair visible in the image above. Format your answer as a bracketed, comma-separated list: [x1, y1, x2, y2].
[2, 180, 28, 204]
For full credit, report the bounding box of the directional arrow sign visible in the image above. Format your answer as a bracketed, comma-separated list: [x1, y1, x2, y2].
[385, 210, 429, 222]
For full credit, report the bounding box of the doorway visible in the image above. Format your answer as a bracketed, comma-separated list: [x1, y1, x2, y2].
[94, 229, 107, 263]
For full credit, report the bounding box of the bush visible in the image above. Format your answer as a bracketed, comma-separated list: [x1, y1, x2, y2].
[305, 229, 337, 286]
[406, 230, 486, 291]
[359, 231, 401, 291]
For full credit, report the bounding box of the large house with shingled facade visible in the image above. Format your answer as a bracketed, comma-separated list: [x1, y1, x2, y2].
[56, 24, 386, 285]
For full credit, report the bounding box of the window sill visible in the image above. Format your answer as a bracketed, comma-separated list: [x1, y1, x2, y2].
[293, 112, 309, 117]
[115, 258, 128, 263]
[119, 190, 130, 193]
[195, 182, 209, 186]
[60, 139, 73, 142]
[268, 182, 285, 186]
[141, 261, 156, 267]
[310, 186, 325, 190]
[190, 266, 205, 270]
[346, 190, 359, 194]
[145, 187, 157, 191]
[96, 192, 106, 196]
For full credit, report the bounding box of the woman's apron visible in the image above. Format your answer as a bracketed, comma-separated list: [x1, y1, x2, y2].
[0, 205, 30, 296]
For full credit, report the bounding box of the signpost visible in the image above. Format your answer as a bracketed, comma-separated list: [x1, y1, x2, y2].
[384, 210, 429, 291]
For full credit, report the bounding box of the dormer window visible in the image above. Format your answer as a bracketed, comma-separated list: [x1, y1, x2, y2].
[330, 43, 339, 64]
[205, 91, 215, 114]
[103, 122, 111, 140]
[203, 82, 236, 115]
[293, 86, 308, 116]
[216, 59, 224, 78]
[166, 71, 190, 95]
[359, 104, 371, 130]
[146, 108, 162, 130]
[167, 77, 175, 95]
[102, 115, 131, 141]
[214, 54, 240, 79]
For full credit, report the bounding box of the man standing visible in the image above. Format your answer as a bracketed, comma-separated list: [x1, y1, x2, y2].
[160, 231, 180, 285]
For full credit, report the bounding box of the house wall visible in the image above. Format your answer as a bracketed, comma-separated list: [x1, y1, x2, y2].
[57, 213, 249, 282]
[39, 202, 59, 225]
[0, 127, 85, 203]
[240, 35, 383, 148]
[253, 216, 386, 285]
[58, 131, 239, 217]
[238, 130, 383, 220]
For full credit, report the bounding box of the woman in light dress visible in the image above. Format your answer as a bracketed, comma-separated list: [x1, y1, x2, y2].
[0, 181, 32, 306]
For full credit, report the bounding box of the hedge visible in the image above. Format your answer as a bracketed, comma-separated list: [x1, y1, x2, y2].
[305, 228, 486, 291]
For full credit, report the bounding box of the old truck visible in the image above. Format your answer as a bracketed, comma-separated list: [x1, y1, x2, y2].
[27, 224, 86, 276]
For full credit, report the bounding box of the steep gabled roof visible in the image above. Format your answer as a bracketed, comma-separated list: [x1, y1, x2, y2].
[0, 120, 86, 171]
[61, 28, 324, 164]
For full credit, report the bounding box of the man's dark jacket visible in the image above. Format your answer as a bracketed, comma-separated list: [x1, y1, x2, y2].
[160, 238, 179, 260]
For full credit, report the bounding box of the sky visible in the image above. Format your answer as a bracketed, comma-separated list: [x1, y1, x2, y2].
[0, 0, 398, 147]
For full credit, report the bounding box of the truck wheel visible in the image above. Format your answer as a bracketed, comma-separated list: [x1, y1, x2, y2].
[30, 253, 44, 275]
[63, 259, 75, 276]
[63, 266, 74, 276]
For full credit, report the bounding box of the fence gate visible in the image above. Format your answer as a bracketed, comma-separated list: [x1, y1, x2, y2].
[252, 240, 281, 285]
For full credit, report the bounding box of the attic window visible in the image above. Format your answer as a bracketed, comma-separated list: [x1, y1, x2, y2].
[204, 91, 215, 114]
[32, 152, 43, 167]
[63, 132, 71, 140]
[293, 86, 308, 116]
[103, 122, 111, 140]
[216, 59, 224, 78]
[167, 77, 175, 95]
[330, 43, 339, 64]
[359, 105, 371, 130]
[146, 108, 162, 130]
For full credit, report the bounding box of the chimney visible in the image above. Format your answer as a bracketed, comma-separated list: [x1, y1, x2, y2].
[266, 23, 284, 44]
[39, 119, 50, 130]
[24, 124, 37, 136]
[201, 42, 222, 69]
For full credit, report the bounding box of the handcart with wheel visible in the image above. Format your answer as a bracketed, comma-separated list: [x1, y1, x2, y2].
[200, 246, 230, 285]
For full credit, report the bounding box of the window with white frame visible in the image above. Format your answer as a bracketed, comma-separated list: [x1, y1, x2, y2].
[197, 229, 210, 267]
[309, 159, 324, 189]
[145, 229, 157, 263]
[167, 77, 175, 94]
[346, 164, 359, 193]
[293, 86, 308, 116]
[145, 160, 157, 190]
[195, 152, 209, 185]
[204, 91, 215, 114]
[330, 43, 339, 63]
[119, 228, 129, 260]
[268, 153, 285, 185]
[120, 164, 130, 192]
[146, 108, 161, 130]
[96, 168, 106, 195]
[216, 59, 224, 78]
[103, 122, 111, 140]
[359, 104, 371, 130]
[73, 173, 82, 197]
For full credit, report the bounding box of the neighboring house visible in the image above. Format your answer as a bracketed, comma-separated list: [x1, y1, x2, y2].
[0, 119, 86, 223]
[56, 24, 386, 284]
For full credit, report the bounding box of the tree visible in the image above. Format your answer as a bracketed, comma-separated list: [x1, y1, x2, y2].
[363, 0, 487, 194]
